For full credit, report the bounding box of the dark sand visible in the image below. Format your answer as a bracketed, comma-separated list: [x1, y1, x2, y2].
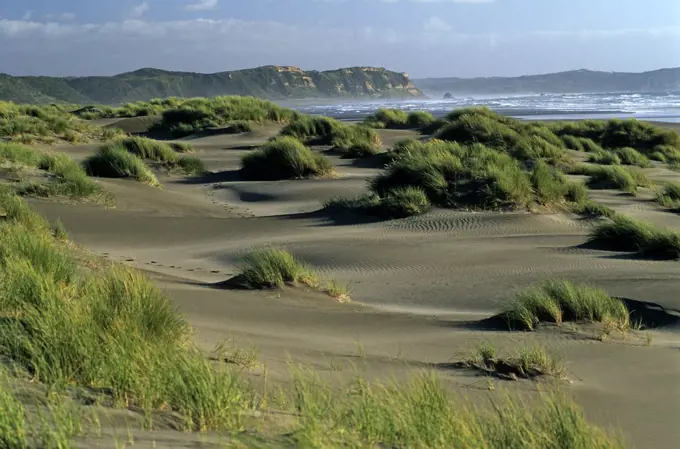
[23, 121, 680, 448]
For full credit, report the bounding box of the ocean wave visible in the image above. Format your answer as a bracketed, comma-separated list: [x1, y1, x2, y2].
[294, 92, 680, 121]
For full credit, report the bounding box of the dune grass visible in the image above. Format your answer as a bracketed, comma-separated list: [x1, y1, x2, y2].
[280, 116, 382, 157]
[0, 193, 256, 431]
[586, 165, 650, 193]
[613, 147, 652, 167]
[107, 136, 205, 175]
[0, 143, 107, 202]
[587, 215, 680, 259]
[503, 280, 630, 331]
[374, 140, 581, 213]
[363, 108, 435, 130]
[108, 96, 297, 137]
[240, 136, 333, 180]
[0, 191, 629, 448]
[551, 118, 679, 153]
[83, 145, 160, 186]
[572, 201, 618, 219]
[587, 149, 621, 165]
[289, 369, 626, 449]
[460, 342, 566, 380]
[0, 102, 121, 143]
[234, 247, 349, 301]
[654, 182, 680, 210]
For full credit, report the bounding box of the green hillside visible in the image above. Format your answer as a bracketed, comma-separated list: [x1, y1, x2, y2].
[415, 68, 680, 95]
[0, 65, 423, 105]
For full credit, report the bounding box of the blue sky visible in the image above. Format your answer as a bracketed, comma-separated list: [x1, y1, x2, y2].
[0, 0, 678, 78]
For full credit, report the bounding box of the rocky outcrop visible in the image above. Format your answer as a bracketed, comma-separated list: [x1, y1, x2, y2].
[1, 66, 424, 105]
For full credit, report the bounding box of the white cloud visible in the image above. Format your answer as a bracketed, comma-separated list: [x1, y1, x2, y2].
[130, 2, 150, 19]
[423, 17, 452, 33]
[22, 11, 32, 21]
[0, 15, 677, 77]
[45, 13, 76, 21]
[185, 0, 219, 11]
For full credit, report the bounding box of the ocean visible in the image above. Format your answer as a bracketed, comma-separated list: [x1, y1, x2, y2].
[289, 92, 680, 123]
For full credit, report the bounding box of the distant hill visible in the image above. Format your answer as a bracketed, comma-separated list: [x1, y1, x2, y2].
[414, 68, 680, 96]
[0, 66, 423, 105]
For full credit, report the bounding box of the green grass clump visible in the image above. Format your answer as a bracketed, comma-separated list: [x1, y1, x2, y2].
[587, 150, 621, 165]
[587, 165, 649, 193]
[102, 137, 204, 175]
[0, 143, 106, 201]
[30, 152, 107, 200]
[280, 115, 343, 143]
[0, 102, 114, 143]
[324, 189, 431, 220]
[0, 142, 43, 166]
[233, 247, 349, 301]
[650, 144, 680, 163]
[329, 125, 382, 157]
[0, 371, 26, 449]
[613, 147, 652, 167]
[0, 195, 256, 431]
[379, 186, 432, 218]
[503, 280, 630, 331]
[147, 96, 299, 137]
[83, 145, 159, 186]
[551, 119, 680, 156]
[461, 343, 565, 379]
[572, 201, 618, 219]
[433, 108, 567, 162]
[240, 136, 333, 180]
[374, 142, 534, 211]
[281, 116, 382, 158]
[363, 108, 435, 130]
[587, 215, 680, 259]
[290, 369, 627, 448]
[436, 113, 521, 150]
[114, 136, 181, 163]
[236, 247, 314, 289]
[655, 182, 680, 209]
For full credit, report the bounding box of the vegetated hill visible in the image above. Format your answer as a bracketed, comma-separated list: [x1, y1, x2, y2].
[414, 68, 680, 95]
[0, 65, 423, 105]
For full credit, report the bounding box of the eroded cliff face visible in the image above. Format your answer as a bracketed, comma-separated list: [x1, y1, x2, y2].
[2, 65, 424, 105]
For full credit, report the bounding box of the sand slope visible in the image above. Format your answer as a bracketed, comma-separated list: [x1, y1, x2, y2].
[25, 126, 680, 449]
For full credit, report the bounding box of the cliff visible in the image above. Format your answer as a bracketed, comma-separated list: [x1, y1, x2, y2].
[0, 66, 423, 105]
[414, 68, 680, 95]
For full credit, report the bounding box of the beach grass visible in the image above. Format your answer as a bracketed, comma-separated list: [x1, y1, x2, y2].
[503, 280, 630, 331]
[587, 215, 680, 259]
[0, 190, 630, 448]
[288, 368, 626, 449]
[363, 108, 435, 130]
[0, 143, 107, 202]
[233, 247, 350, 301]
[654, 182, 680, 209]
[240, 136, 333, 180]
[83, 145, 160, 186]
[460, 342, 566, 380]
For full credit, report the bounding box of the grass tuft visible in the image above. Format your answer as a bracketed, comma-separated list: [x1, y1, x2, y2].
[83, 145, 160, 186]
[503, 280, 630, 331]
[459, 342, 566, 380]
[654, 182, 680, 210]
[240, 136, 333, 180]
[233, 247, 349, 301]
[587, 215, 680, 259]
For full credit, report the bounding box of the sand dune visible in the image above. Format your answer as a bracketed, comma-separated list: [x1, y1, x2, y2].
[25, 126, 680, 449]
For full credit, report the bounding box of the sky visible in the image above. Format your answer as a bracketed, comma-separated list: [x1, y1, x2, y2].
[0, 0, 679, 78]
